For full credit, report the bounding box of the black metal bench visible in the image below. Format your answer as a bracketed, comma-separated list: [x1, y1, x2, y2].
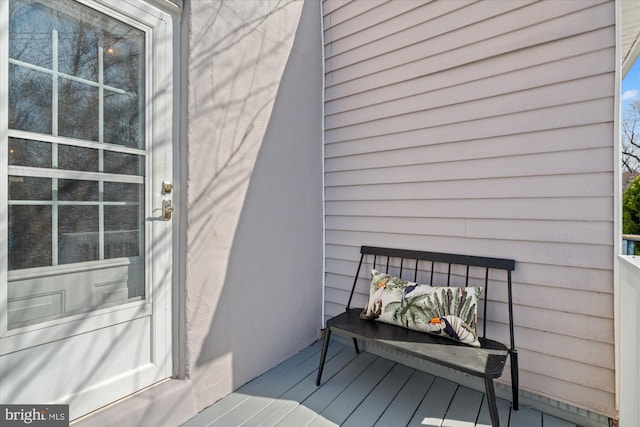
[316, 246, 518, 427]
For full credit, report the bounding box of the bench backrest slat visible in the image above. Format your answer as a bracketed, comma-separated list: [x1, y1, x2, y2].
[483, 268, 490, 339]
[347, 245, 516, 351]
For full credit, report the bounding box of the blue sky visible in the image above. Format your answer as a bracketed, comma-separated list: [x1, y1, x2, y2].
[622, 59, 640, 115]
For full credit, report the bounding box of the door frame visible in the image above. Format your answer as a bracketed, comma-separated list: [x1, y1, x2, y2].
[0, 0, 176, 418]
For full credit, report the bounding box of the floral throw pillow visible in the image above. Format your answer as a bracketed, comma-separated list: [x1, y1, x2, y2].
[360, 269, 482, 347]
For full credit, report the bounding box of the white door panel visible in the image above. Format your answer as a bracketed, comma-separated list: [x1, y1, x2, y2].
[0, 317, 162, 420]
[8, 262, 144, 325]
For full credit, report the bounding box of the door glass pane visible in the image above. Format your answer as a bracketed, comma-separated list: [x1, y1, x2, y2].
[58, 145, 99, 172]
[8, 65, 52, 134]
[104, 183, 143, 261]
[103, 26, 144, 148]
[104, 151, 144, 176]
[9, 176, 52, 200]
[9, 205, 53, 270]
[9, 0, 53, 69]
[59, 80, 99, 141]
[56, 13, 99, 82]
[58, 179, 99, 201]
[58, 206, 99, 264]
[104, 182, 142, 202]
[104, 91, 142, 147]
[7, 0, 148, 328]
[105, 206, 140, 260]
[9, 138, 52, 168]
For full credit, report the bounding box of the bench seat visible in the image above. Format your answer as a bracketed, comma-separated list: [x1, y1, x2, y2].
[326, 308, 509, 379]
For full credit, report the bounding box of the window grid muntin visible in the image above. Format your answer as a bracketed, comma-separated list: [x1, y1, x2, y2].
[7, 1, 145, 270]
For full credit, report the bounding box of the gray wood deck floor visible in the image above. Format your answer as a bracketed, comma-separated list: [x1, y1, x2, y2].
[181, 340, 575, 427]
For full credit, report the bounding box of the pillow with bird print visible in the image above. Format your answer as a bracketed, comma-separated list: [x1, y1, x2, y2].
[360, 269, 483, 347]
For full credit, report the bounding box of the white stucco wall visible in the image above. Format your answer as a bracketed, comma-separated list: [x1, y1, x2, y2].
[183, 0, 323, 411]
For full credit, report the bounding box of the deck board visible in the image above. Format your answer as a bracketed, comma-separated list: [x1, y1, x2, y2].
[408, 377, 458, 427]
[509, 405, 543, 426]
[243, 345, 356, 427]
[441, 386, 485, 427]
[182, 341, 327, 427]
[341, 363, 413, 427]
[208, 341, 341, 427]
[373, 370, 434, 427]
[543, 413, 578, 427]
[476, 396, 512, 427]
[274, 352, 377, 426]
[309, 357, 395, 426]
[181, 339, 577, 427]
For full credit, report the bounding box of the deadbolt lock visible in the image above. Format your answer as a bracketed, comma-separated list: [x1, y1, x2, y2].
[162, 181, 173, 194]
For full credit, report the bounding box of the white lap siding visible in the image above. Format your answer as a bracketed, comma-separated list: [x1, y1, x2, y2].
[323, 0, 615, 418]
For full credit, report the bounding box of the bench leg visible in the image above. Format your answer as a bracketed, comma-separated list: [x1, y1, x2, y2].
[510, 349, 519, 410]
[316, 328, 332, 386]
[485, 377, 500, 427]
[352, 337, 360, 354]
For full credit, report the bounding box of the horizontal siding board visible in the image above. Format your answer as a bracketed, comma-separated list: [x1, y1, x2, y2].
[326, 103, 614, 157]
[325, 198, 613, 222]
[517, 370, 615, 418]
[326, 49, 614, 129]
[327, 27, 614, 112]
[325, 173, 614, 201]
[515, 263, 613, 293]
[322, 0, 352, 17]
[326, 0, 589, 75]
[326, 216, 466, 239]
[326, 1, 473, 61]
[510, 284, 613, 320]
[325, 2, 613, 97]
[322, 0, 386, 30]
[324, 1, 427, 40]
[325, 124, 613, 168]
[324, 287, 352, 310]
[324, 300, 347, 320]
[326, 75, 614, 142]
[489, 322, 614, 370]
[517, 351, 615, 394]
[465, 219, 614, 246]
[464, 238, 613, 271]
[325, 243, 362, 263]
[486, 302, 614, 346]
[326, 217, 613, 246]
[325, 148, 613, 186]
[325, 99, 613, 150]
[326, 1, 512, 65]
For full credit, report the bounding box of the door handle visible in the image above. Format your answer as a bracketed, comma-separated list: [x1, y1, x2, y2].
[162, 199, 174, 220]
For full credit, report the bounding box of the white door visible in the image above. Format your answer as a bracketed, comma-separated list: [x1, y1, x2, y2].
[0, 0, 174, 420]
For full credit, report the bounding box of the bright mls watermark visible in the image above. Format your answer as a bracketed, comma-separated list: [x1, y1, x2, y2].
[1, 405, 68, 426]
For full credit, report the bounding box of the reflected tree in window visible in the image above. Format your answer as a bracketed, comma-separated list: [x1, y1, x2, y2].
[8, 0, 146, 269]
